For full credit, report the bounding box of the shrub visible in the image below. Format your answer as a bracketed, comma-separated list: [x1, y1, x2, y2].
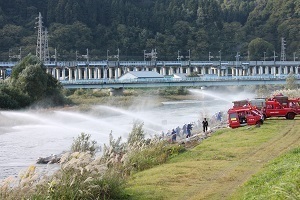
[71, 133, 99, 156]
[0, 92, 20, 109]
[73, 88, 86, 96]
[0, 84, 32, 109]
[92, 89, 110, 97]
[124, 141, 186, 173]
[159, 87, 188, 95]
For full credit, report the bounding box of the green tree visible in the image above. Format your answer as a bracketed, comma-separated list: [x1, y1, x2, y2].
[11, 54, 41, 80]
[14, 64, 48, 101]
[10, 54, 65, 107]
[0, 85, 31, 108]
[248, 38, 274, 60]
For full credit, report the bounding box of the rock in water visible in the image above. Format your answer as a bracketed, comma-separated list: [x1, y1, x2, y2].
[36, 154, 61, 164]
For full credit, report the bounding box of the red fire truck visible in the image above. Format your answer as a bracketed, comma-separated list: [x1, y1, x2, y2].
[228, 100, 264, 128]
[263, 94, 300, 119]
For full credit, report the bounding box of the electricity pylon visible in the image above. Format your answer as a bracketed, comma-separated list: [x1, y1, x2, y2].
[280, 37, 286, 61]
[36, 12, 50, 62]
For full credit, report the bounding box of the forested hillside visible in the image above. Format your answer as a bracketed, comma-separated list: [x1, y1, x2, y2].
[0, 0, 299, 61]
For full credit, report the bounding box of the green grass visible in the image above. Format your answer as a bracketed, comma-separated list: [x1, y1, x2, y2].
[124, 118, 300, 200]
[231, 147, 300, 200]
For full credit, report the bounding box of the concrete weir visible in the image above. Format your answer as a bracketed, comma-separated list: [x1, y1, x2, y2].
[109, 87, 124, 96]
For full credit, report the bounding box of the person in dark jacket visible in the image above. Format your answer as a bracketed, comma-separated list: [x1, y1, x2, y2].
[186, 123, 193, 138]
[171, 129, 177, 142]
[202, 118, 208, 133]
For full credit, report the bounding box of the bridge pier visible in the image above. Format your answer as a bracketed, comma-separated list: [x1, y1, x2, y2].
[109, 88, 124, 96]
[0, 69, 5, 79]
[68, 68, 72, 80]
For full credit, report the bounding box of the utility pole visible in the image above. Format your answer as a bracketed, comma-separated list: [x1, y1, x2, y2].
[9, 48, 22, 61]
[235, 52, 240, 76]
[86, 48, 89, 63]
[293, 52, 298, 61]
[280, 37, 286, 61]
[263, 52, 266, 62]
[151, 49, 157, 61]
[19, 47, 22, 60]
[208, 52, 213, 61]
[54, 48, 57, 62]
[36, 12, 43, 61]
[273, 51, 278, 62]
[44, 28, 50, 62]
[117, 48, 120, 62]
[143, 49, 157, 61]
[107, 50, 109, 61]
[177, 50, 183, 61]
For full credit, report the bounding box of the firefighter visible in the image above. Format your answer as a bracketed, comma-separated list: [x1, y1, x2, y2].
[186, 123, 193, 138]
[202, 118, 208, 133]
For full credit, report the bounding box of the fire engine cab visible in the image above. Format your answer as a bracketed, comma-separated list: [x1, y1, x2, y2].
[228, 100, 264, 128]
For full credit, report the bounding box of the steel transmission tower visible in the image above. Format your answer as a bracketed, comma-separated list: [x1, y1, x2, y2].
[43, 28, 50, 61]
[36, 12, 50, 62]
[280, 37, 286, 61]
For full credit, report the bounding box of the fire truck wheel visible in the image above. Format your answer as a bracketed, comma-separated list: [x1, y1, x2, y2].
[256, 120, 262, 126]
[263, 114, 267, 120]
[286, 112, 295, 120]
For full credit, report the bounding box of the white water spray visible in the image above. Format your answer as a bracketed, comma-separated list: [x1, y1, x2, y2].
[0, 94, 236, 181]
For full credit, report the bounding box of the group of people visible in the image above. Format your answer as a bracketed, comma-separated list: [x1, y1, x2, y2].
[169, 123, 193, 142]
[162, 118, 209, 143]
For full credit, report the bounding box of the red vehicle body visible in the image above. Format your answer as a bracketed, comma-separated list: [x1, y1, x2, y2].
[228, 100, 264, 128]
[263, 94, 300, 119]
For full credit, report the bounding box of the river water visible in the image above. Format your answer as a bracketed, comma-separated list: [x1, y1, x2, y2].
[0, 89, 254, 181]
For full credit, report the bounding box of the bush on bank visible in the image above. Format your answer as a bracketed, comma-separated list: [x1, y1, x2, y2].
[0, 55, 66, 109]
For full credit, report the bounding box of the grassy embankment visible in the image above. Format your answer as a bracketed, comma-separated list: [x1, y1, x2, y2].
[125, 118, 300, 200]
[64, 87, 192, 109]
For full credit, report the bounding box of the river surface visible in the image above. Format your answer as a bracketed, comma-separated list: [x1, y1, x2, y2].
[0, 89, 254, 181]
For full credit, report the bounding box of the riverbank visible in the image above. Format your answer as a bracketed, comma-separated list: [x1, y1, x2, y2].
[124, 117, 300, 199]
[2, 87, 299, 199]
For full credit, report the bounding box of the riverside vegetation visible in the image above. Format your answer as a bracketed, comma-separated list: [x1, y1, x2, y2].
[1, 90, 300, 199]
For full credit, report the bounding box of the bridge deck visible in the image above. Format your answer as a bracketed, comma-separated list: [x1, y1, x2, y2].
[61, 75, 300, 89]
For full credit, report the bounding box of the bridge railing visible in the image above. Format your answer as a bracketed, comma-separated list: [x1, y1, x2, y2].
[0, 60, 300, 68]
[0, 62, 17, 67]
[60, 74, 296, 86]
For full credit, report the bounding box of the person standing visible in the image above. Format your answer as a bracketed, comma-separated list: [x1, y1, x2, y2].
[176, 126, 181, 137]
[186, 123, 193, 138]
[202, 118, 208, 133]
[217, 111, 222, 121]
[182, 124, 187, 135]
[171, 129, 177, 142]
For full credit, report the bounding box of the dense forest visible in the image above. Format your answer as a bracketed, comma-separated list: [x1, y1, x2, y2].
[0, 0, 299, 61]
